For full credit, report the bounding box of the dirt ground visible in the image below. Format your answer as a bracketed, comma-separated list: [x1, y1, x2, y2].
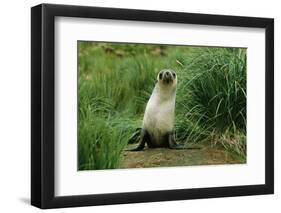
[120, 144, 244, 169]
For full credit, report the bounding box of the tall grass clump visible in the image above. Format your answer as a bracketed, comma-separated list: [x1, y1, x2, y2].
[78, 113, 135, 170]
[78, 77, 142, 170]
[176, 48, 247, 158]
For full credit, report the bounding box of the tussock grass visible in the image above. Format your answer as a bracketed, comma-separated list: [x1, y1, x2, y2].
[176, 48, 246, 158]
[78, 42, 247, 170]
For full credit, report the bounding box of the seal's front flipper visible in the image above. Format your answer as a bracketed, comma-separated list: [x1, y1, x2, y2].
[128, 128, 141, 144]
[168, 132, 201, 149]
[126, 129, 147, 151]
[169, 143, 185, 149]
[168, 132, 185, 149]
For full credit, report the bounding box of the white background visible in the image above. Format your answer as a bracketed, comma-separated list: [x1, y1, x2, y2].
[0, 0, 279, 212]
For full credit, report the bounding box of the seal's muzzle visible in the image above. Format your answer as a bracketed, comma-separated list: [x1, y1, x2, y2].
[163, 70, 173, 83]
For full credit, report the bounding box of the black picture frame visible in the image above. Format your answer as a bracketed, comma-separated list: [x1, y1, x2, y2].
[31, 3, 274, 209]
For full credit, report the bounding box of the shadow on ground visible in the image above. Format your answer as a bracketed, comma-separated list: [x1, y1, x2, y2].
[19, 197, 30, 205]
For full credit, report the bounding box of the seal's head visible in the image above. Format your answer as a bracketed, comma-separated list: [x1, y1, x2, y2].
[157, 69, 177, 89]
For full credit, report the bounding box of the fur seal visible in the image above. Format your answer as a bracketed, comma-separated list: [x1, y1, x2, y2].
[129, 69, 185, 151]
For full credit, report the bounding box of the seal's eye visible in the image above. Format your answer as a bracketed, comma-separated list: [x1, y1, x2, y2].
[159, 72, 163, 80]
[172, 72, 176, 78]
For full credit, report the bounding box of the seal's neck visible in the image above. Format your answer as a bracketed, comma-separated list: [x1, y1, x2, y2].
[154, 83, 176, 103]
